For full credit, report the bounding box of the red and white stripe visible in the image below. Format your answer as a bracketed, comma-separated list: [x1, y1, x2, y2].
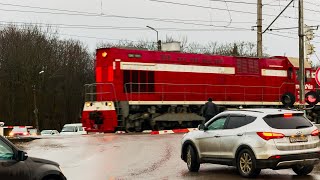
[151, 128, 198, 135]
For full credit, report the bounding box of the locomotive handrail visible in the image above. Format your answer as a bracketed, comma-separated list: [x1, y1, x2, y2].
[124, 82, 295, 103]
[84, 83, 118, 102]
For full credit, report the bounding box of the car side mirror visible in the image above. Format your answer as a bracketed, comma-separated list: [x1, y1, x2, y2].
[198, 124, 208, 131]
[17, 151, 28, 161]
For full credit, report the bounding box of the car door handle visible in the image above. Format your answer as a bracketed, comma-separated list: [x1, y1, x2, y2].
[214, 135, 221, 138]
[237, 133, 243, 136]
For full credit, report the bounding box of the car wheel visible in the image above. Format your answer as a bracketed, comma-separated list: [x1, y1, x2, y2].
[186, 145, 200, 172]
[292, 165, 314, 176]
[237, 149, 261, 178]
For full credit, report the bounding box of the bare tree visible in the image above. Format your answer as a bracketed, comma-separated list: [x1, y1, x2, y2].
[0, 25, 93, 130]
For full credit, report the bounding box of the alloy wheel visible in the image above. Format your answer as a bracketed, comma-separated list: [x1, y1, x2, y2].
[239, 152, 252, 174]
[187, 147, 192, 168]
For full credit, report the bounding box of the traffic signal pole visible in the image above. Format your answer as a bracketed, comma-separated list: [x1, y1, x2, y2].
[299, 0, 305, 107]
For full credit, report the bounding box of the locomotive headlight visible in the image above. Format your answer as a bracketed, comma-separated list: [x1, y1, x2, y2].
[102, 52, 107, 58]
[107, 102, 112, 106]
[86, 102, 91, 107]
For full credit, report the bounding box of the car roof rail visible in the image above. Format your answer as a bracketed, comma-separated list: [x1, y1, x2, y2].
[228, 109, 264, 113]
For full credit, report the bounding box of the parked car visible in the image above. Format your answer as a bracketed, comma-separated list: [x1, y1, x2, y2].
[9, 126, 30, 137]
[181, 108, 320, 178]
[0, 135, 66, 179]
[28, 129, 39, 136]
[60, 123, 86, 135]
[41, 130, 60, 136]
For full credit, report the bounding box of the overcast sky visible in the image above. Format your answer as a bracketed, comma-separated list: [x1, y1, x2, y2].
[1, 0, 320, 63]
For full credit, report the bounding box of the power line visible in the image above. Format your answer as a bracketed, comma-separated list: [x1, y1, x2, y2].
[0, 8, 255, 28]
[2, 1, 320, 25]
[148, 0, 320, 24]
[266, 32, 297, 39]
[0, 21, 252, 31]
[0, 2, 253, 25]
[315, 53, 320, 63]
[148, 0, 274, 16]
[208, 0, 295, 7]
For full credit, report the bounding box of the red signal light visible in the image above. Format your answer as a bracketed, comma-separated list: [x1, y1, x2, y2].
[307, 95, 317, 103]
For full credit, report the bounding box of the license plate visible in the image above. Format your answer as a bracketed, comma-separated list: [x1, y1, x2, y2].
[289, 136, 308, 143]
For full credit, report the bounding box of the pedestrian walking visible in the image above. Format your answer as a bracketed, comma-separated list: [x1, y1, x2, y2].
[203, 98, 218, 122]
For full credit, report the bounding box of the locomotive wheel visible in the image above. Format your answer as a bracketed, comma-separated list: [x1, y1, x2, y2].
[125, 119, 135, 133]
[281, 92, 295, 107]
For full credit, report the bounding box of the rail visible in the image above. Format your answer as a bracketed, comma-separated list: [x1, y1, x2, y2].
[124, 82, 295, 104]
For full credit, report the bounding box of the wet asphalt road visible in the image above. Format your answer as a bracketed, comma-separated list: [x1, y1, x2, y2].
[18, 133, 320, 180]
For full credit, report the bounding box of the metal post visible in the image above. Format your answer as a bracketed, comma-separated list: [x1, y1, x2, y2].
[257, 0, 263, 57]
[299, 0, 305, 107]
[33, 85, 39, 131]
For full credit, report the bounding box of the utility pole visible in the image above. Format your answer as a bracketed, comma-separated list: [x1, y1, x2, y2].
[257, 0, 263, 57]
[299, 0, 305, 107]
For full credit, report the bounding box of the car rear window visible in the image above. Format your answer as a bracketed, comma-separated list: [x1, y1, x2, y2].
[263, 113, 312, 129]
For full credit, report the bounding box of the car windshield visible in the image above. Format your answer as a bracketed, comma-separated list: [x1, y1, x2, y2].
[12, 127, 27, 132]
[263, 114, 313, 129]
[41, 130, 52, 134]
[61, 126, 75, 132]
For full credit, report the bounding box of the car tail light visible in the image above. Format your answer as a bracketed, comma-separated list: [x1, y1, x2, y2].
[311, 129, 319, 136]
[257, 132, 285, 140]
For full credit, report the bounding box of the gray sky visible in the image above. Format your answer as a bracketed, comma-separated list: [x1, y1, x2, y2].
[1, 0, 320, 63]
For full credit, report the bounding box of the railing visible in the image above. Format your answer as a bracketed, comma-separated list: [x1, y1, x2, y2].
[124, 82, 295, 104]
[83, 82, 296, 104]
[84, 83, 118, 102]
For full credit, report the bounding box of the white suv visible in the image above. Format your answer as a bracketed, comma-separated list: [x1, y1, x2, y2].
[181, 109, 320, 178]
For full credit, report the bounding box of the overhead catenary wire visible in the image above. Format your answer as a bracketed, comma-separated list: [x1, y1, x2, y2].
[1, 1, 320, 27]
[0, 21, 252, 31]
[0, 2, 253, 25]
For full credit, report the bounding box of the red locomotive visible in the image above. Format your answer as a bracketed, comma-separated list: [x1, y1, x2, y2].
[81, 47, 319, 133]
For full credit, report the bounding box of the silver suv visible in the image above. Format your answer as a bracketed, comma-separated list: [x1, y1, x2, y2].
[181, 109, 320, 178]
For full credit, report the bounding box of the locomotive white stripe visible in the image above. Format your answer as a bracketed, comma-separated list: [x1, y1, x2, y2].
[82, 101, 316, 112]
[261, 69, 287, 77]
[120, 62, 235, 75]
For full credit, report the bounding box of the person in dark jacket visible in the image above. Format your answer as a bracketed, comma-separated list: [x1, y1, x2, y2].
[203, 98, 219, 122]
